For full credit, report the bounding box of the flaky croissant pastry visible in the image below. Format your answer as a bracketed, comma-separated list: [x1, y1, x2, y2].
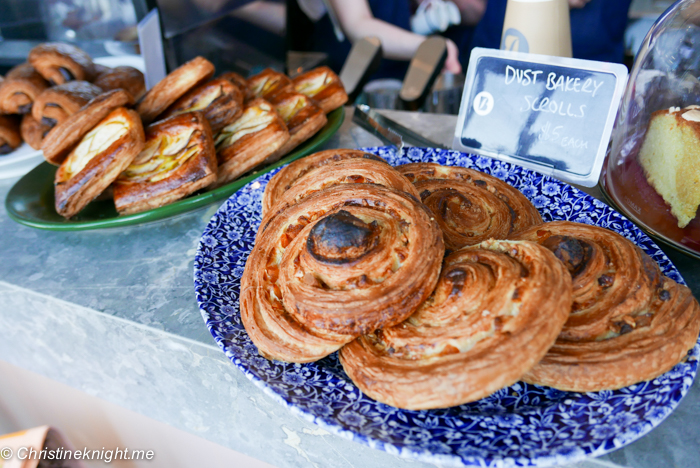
[262, 148, 389, 215]
[0, 115, 22, 155]
[28, 43, 95, 85]
[397, 163, 543, 250]
[21, 114, 52, 150]
[32, 81, 102, 130]
[113, 111, 217, 215]
[0, 63, 49, 114]
[55, 107, 145, 218]
[92, 66, 146, 102]
[511, 221, 700, 392]
[292, 66, 348, 114]
[340, 239, 573, 410]
[241, 184, 444, 363]
[218, 71, 249, 97]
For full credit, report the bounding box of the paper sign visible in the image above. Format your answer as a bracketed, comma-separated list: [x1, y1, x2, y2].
[453, 48, 628, 186]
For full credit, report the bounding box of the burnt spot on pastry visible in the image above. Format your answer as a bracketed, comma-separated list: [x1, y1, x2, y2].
[0, 143, 13, 155]
[419, 189, 431, 199]
[541, 235, 593, 277]
[598, 274, 615, 288]
[659, 289, 671, 301]
[615, 322, 634, 335]
[473, 179, 487, 187]
[444, 268, 467, 297]
[307, 210, 380, 264]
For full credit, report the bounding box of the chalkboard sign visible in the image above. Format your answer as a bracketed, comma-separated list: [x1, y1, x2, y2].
[453, 48, 628, 187]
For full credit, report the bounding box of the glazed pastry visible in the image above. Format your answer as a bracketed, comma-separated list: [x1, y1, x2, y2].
[262, 148, 387, 215]
[218, 71, 249, 97]
[259, 156, 419, 239]
[137, 56, 215, 125]
[113, 112, 217, 215]
[241, 184, 444, 362]
[92, 66, 146, 102]
[398, 163, 543, 250]
[160, 77, 244, 133]
[339, 239, 573, 410]
[292, 66, 348, 114]
[42, 89, 133, 165]
[32, 81, 102, 130]
[0, 63, 49, 114]
[214, 98, 289, 186]
[21, 114, 52, 150]
[0, 115, 22, 155]
[246, 68, 292, 101]
[54, 107, 145, 218]
[511, 221, 700, 391]
[267, 90, 327, 159]
[28, 42, 95, 85]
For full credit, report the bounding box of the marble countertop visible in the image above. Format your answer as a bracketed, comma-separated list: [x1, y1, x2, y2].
[0, 107, 697, 468]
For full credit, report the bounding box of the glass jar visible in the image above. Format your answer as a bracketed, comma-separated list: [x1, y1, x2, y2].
[601, 0, 700, 258]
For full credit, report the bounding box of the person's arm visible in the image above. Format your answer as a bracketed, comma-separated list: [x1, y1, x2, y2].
[327, 0, 462, 73]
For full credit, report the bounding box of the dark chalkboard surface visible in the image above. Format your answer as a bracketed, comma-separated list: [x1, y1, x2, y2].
[453, 49, 628, 187]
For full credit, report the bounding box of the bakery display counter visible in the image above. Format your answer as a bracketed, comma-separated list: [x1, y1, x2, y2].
[0, 107, 698, 468]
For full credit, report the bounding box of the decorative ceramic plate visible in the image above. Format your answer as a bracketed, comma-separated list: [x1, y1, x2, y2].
[5, 107, 343, 231]
[194, 147, 699, 468]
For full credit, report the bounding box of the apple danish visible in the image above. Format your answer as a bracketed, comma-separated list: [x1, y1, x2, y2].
[55, 107, 145, 218]
[397, 163, 543, 250]
[113, 111, 217, 215]
[32, 81, 102, 130]
[241, 184, 444, 363]
[161, 77, 244, 133]
[218, 71, 249, 97]
[20, 114, 52, 150]
[137, 56, 215, 124]
[267, 90, 326, 158]
[0, 63, 49, 114]
[42, 89, 133, 165]
[511, 221, 700, 391]
[28, 43, 95, 85]
[262, 149, 389, 215]
[0, 115, 22, 155]
[292, 66, 348, 114]
[92, 66, 146, 102]
[339, 239, 573, 410]
[214, 98, 289, 186]
[246, 68, 292, 101]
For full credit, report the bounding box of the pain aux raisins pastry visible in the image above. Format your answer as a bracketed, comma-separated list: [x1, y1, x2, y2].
[246, 68, 292, 101]
[262, 149, 388, 215]
[241, 184, 444, 363]
[0, 115, 22, 155]
[54, 107, 144, 218]
[292, 66, 348, 114]
[160, 77, 244, 133]
[340, 239, 573, 410]
[511, 221, 700, 392]
[113, 111, 217, 215]
[0, 63, 49, 114]
[398, 162, 543, 251]
[214, 98, 289, 186]
[267, 90, 326, 158]
[20, 114, 52, 150]
[92, 66, 146, 102]
[32, 80, 102, 131]
[28, 42, 95, 85]
[137, 56, 215, 124]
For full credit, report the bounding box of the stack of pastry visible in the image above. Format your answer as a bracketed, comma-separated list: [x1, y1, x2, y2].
[240, 149, 700, 410]
[2, 42, 347, 218]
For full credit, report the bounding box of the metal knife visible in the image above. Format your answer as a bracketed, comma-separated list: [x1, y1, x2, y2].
[353, 104, 448, 150]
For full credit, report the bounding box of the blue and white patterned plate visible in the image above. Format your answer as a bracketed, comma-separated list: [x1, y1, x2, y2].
[194, 147, 699, 467]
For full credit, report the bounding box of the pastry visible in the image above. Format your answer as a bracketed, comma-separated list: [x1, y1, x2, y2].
[339, 239, 572, 410]
[0, 115, 22, 155]
[241, 184, 444, 362]
[214, 98, 289, 186]
[259, 156, 419, 239]
[160, 77, 244, 133]
[638, 105, 700, 228]
[267, 90, 327, 159]
[21, 114, 52, 150]
[42, 89, 133, 165]
[113, 111, 217, 215]
[511, 221, 700, 391]
[246, 68, 292, 101]
[262, 148, 387, 215]
[292, 66, 348, 114]
[92, 65, 146, 102]
[137, 56, 215, 125]
[397, 163, 543, 250]
[54, 107, 145, 218]
[28, 42, 95, 85]
[0, 63, 49, 114]
[32, 81, 102, 130]
[218, 71, 249, 97]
